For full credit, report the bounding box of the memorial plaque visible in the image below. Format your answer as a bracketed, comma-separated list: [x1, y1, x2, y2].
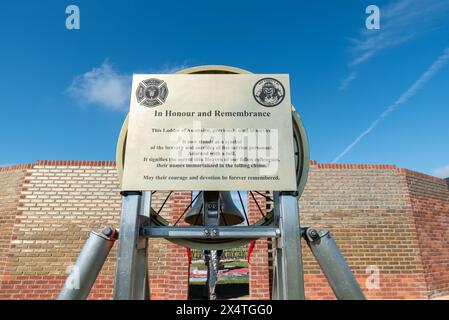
[121, 74, 296, 191]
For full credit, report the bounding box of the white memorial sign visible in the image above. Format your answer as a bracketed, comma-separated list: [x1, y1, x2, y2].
[121, 74, 296, 191]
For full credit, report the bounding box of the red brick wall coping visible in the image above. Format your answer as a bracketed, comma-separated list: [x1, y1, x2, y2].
[0, 164, 34, 172]
[314, 163, 398, 170]
[34, 160, 116, 167]
[309, 160, 397, 169]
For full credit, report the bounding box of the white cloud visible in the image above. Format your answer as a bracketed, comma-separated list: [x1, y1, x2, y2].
[67, 61, 191, 112]
[333, 47, 449, 163]
[433, 165, 449, 178]
[67, 61, 131, 112]
[340, 0, 449, 89]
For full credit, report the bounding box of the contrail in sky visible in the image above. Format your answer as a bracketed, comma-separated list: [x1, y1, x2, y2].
[333, 47, 449, 164]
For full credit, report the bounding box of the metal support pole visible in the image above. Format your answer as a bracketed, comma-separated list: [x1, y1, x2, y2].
[273, 191, 305, 300]
[133, 191, 151, 299]
[207, 250, 218, 300]
[304, 228, 365, 300]
[272, 246, 284, 300]
[58, 226, 118, 300]
[203, 192, 220, 300]
[114, 191, 150, 300]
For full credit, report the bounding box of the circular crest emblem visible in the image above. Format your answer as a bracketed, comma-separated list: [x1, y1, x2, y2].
[136, 78, 169, 107]
[253, 78, 285, 107]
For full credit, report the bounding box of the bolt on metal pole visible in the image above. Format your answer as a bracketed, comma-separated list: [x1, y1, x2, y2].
[304, 228, 365, 300]
[58, 226, 118, 300]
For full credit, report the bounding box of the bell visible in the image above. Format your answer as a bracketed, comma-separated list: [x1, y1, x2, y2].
[184, 191, 245, 226]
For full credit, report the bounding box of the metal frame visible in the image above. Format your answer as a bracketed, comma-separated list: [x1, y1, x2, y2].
[109, 64, 314, 300]
[59, 190, 365, 300]
[57, 64, 365, 300]
[111, 190, 309, 300]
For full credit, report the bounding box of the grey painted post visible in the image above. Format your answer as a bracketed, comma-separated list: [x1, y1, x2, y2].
[208, 250, 218, 300]
[272, 247, 284, 300]
[133, 191, 151, 299]
[304, 228, 365, 300]
[273, 191, 305, 300]
[204, 191, 220, 300]
[114, 191, 143, 300]
[272, 193, 284, 300]
[58, 227, 118, 300]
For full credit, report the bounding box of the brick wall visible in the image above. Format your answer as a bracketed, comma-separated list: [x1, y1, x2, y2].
[198, 162, 448, 300]
[0, 161, 190, 300]
[249, 163, 436, 300]
[299, 163, 428, 299]
[1, 160, 449, 300]
[404, 170, 449, 299]
[0, 165, 31, 275]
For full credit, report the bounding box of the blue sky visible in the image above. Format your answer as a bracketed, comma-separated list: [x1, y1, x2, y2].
[0, 0, 448, 177]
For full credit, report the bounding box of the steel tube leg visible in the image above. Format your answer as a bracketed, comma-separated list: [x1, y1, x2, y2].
[272, 246, 284, 300]
[274, 191, 305, 300]
[133, 191, 151, 299]
[304, 228, 365, 300]
[132, 237, 149, 299]
[114, 191, 142, 300]
[58, 227, 118, 300]
[208, 250, 218, 300]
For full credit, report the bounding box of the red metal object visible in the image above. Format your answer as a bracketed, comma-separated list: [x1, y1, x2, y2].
[248, 241, 256, 264]
[186, 247, 191, 264]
